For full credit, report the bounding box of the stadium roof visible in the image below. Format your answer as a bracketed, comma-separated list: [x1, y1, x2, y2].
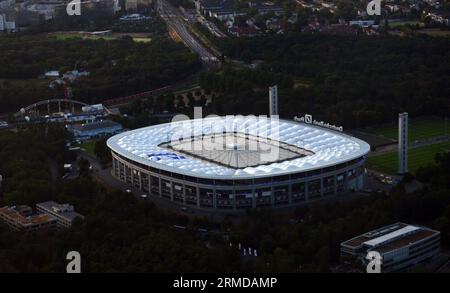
[107, 116, 370, 179]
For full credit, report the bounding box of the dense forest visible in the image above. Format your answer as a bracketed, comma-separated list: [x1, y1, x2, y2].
[0, 125, 450, 272]
[0, 34, 201, 113]
[0, 125, 236, 272]
[199, 34, 450, 127]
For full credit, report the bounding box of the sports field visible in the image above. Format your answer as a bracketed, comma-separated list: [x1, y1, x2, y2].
[51, 33, 151, 43]
[364, 117, 448, 143]
[366, 141, 450, 174]
[132, 37, 152, 43]
[54, 34, 116, 41]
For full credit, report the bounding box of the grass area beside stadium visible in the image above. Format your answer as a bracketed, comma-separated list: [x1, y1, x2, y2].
[76, 140, 96, 155]
[351, 131, 394, 148]
[366, 141, 450, 175]
[52, 33, 151, 43]
[363, 117, 449, 143]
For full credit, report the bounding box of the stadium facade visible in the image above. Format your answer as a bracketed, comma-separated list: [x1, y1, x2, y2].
[107, 116, 371, 210]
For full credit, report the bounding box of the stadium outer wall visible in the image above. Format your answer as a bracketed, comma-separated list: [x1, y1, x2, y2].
[110, 152, 366, 210]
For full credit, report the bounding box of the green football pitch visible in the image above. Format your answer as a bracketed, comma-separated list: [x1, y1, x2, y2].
[364, 117, 449, 143]
[366, 141, 450, 175]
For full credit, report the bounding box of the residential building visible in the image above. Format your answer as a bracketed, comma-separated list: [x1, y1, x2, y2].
[210, 9, 246, 21]
[341, 223, 440, 272]
[27, 0, 68, 20]
[196, 0, 246, 20]
[248, 1, 284, 16]
[36, 201, 84, 228]
[426, 10, 450, 26]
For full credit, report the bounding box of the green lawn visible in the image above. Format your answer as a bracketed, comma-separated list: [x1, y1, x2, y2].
[54, 34, 116, 41]
[76, 141, 96, 155]
[366, 141, 450, 174]
[365, 117, 449, 143]
[389, 20, 423, 28]
[53, 33, 151, 43]
[132, 37, 152, 43]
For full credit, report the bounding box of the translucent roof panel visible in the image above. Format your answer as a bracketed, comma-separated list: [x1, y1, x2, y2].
[107, 116, 371, 179]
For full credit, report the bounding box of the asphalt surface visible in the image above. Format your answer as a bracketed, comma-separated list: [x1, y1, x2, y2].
[156, 0, 218, 64]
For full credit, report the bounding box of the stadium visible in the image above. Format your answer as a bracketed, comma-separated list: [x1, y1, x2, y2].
[107, 116, 371, 210]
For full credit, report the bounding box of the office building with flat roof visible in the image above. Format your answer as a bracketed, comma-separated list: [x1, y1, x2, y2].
[0, 205, 57, 232]
[341, 222, 440, 272]
[36, 201, 84, 228]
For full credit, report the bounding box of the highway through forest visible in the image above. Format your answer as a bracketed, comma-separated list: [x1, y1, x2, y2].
[156, 0, 218, 65]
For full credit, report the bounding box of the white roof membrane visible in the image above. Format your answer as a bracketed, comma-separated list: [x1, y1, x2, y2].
[107, 116, 371, 179]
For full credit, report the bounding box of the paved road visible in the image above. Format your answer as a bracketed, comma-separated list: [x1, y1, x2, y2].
[197, 15, 227, 38]
[156, 0, 218, 64]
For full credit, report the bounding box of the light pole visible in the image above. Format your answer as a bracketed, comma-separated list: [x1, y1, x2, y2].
[0, 174, 3, 199]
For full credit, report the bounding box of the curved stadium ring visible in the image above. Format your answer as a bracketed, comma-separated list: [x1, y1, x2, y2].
[107, 116, 371, 210]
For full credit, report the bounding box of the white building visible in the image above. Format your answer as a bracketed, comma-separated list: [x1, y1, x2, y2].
[341, 223, 440, 272]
